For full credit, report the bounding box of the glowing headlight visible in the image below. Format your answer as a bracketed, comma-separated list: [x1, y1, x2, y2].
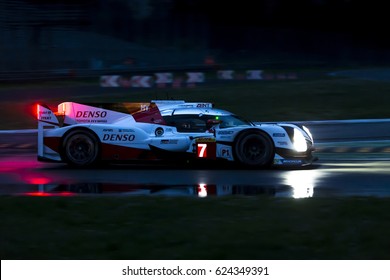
[302, 125, 313, 142]
[293, 128, 307, 152]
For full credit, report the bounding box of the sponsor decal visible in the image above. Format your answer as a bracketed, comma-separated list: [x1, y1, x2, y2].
[102, 134, 135, 142]
[277, 141, 288, 146]
[282, 159, 302, 165]
[75, 111, 107, 118]
[196, 103, 212, 108]
[103, 129, 113, 132]
[76, 119, 108, 123]
[218, 131, 234, 135]
[195, 137, 216, 143]
[273, 133, 286, 137]
[39, 110, 53, 120]
[273, 159, 302, 165]
[75, 110, 108, 123]
[160, 139, 178, 144]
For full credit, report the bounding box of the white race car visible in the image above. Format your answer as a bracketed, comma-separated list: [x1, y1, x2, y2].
[37, 100, 317, 167]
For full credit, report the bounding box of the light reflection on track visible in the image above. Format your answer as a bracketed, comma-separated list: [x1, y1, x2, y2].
[1, 153, 390, 198]
[6, 183, 294, 198]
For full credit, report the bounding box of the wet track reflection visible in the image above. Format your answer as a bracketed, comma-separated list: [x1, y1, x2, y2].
[4, 183, 297, 198]
[1, 152, 390, 198]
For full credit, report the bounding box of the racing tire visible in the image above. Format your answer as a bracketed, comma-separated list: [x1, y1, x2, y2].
[234, 130, 274, 168]
[62, 129, 100, 167]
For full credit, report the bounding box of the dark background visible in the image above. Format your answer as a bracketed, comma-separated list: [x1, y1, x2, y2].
[1, 0, 389, 73]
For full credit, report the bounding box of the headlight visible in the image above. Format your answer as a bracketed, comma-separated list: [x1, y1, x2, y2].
[293, 128, 307, 152]
[302, 125, 313, 142]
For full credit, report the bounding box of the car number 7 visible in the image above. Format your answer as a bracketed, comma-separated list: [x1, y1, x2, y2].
[197, 143, 207, 158]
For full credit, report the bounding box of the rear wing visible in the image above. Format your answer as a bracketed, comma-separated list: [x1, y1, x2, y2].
[37, 104, 61, 127]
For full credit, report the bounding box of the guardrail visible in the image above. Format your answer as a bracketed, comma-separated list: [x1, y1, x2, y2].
[0, 61, 330, 82]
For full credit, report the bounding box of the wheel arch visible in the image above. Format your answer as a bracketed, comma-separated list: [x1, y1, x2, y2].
[232, 128, 275, 167]
[60, 126, 102, 164]
[233, 128, 275, 148]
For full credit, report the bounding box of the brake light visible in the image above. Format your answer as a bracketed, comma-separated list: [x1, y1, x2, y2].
[36, 104, 40, 119]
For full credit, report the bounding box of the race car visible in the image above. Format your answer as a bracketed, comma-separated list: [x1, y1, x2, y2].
[36, 100, 317, 168]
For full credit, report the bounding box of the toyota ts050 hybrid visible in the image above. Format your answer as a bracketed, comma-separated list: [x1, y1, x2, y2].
[36, 100, 317, 168]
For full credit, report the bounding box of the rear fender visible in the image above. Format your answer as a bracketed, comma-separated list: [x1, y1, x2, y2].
[59, 127, 102, 164]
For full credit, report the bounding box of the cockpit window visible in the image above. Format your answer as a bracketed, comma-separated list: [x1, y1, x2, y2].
[163, 114, 252, 132]
[163, 115, 207, 132]
[213, 115, 252, 128]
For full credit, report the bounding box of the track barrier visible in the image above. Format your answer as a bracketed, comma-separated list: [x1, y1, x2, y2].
[99, 70, 298, 87]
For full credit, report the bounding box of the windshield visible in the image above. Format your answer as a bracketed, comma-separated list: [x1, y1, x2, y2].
[212, 115, 253, 128]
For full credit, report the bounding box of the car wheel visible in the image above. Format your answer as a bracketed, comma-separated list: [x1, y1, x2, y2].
[62, 130, 100, 167]
[234, 130, 274, 168]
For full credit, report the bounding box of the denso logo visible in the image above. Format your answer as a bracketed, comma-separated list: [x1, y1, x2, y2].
[76, 111, 107, 118]
[103, 134, 135, 141]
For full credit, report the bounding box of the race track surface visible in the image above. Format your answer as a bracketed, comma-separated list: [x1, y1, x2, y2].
[1, 139, 390, 198]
